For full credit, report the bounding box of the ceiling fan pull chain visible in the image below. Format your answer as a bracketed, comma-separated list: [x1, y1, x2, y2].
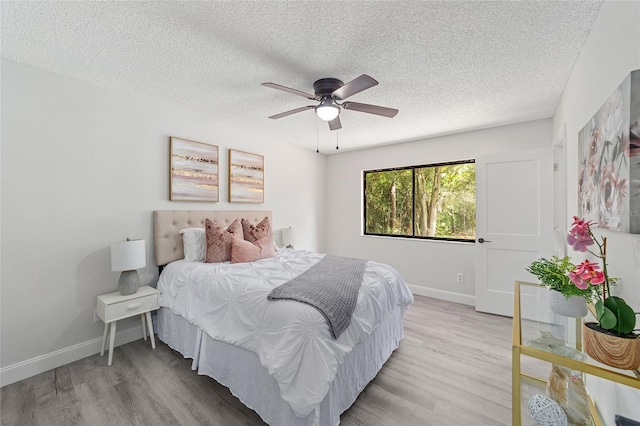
[336, 131, 339, 150]
[316, 127, 320, 153]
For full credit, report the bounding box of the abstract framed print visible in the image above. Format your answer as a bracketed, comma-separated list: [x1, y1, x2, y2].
[228, 149, 264, 203]
[170, 137, 219, 202]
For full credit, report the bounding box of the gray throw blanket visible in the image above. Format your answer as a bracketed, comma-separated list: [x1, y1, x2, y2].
[268, 254, 367, 339]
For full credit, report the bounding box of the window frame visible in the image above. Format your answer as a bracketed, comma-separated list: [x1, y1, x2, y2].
[363, 159, 476, 243]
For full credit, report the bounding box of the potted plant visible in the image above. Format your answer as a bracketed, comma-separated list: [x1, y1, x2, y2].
[527, 255, 597, 318]
[565, 217, 639, 370]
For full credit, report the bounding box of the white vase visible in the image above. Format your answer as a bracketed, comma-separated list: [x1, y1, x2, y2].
[548, 289, 588, 318]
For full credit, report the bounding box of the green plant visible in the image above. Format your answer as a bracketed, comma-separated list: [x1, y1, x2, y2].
[526, 255, 598, 301]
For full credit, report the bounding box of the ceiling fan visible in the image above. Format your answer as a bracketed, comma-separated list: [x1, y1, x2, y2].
[262, 74, 398, 131]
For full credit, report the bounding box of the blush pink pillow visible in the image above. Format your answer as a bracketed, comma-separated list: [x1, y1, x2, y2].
[230, 235, 276, 264]
[205, 219, 244, 263]
[241, 217, 272, 243]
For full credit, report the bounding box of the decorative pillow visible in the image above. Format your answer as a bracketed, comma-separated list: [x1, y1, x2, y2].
[230, 235, 277, 264]
[179, 228, 206, 262]
[241, 217, 272, 243]
[205, 219, 244, 263]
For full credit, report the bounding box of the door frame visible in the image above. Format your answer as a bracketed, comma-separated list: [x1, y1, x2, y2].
[553, 123, 568, 258]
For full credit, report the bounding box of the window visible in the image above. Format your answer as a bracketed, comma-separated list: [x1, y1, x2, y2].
[363, 160, 476, 242]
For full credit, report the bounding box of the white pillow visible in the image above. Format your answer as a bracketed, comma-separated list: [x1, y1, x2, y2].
[179, 228, 206, 262]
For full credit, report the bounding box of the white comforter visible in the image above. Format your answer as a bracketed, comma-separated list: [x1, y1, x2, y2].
[157, 249, 414, 417]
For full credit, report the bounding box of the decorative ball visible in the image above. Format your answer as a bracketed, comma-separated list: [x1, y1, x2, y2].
[528, 394, 568, 426]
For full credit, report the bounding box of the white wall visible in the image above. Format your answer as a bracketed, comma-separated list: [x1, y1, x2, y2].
[325, 119, 551, 303]
[0, 58, 327, 384]
[552, 1, 640, 423]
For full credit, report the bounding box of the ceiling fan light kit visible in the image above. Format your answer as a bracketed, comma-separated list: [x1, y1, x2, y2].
[315, 98, 340, 121]
[262, 74, 398, 130]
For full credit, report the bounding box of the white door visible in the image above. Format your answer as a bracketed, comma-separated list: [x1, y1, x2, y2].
[475, 149, 554, 319]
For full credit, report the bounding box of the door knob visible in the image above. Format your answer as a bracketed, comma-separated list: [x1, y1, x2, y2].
[477, 238, 491, 243]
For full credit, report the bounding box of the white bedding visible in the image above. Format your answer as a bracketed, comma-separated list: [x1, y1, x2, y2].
[157, 249, 414, 417]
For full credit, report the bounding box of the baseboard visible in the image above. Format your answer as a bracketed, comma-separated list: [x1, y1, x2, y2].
[408, 283, 476, 306]
[0, 325, 146, 387]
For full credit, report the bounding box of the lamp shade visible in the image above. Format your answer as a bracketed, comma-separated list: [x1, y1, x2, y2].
[281, 227, 294, 247]
[111, 239, 146, 271]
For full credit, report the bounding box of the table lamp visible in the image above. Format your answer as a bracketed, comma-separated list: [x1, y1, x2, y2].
[111, 238, 146, 295]
[281, 227, 294, 249]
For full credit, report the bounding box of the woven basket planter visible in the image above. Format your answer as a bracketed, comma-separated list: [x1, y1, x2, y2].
[583, 322, 640, 370]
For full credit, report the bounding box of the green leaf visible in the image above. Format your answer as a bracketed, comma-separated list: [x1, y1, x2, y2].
[596, 300, 617, 330]
[525, 256, 597, 301]
[604, 296, 636, 335]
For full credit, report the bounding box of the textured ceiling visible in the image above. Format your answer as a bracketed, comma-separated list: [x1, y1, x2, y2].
[2, 1, 602, 153]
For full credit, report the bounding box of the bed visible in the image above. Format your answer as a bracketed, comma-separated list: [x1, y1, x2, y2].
[153, 210, 414, 426]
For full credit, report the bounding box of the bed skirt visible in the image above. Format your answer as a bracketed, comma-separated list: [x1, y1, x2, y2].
[157, 305, 405, 426]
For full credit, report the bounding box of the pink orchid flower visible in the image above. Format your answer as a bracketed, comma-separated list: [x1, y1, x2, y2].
[567, 216, 595, 252]
[569, 260, 605, 289]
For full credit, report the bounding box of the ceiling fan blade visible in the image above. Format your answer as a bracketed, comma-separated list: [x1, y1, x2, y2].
[342, 101, 398, 118]
[328, 116, 342, 131]
[262, 82, 317, 100]
[268, 105, 315, 119]
[331, 74, 378, 100]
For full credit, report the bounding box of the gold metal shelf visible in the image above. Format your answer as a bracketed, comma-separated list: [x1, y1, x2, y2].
[512, 281, 640, 425]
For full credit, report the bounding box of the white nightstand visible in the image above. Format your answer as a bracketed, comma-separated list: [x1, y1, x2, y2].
[97, 285, 160, 366]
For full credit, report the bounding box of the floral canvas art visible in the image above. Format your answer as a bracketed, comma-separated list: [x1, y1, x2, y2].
[578, 69, 640, 233]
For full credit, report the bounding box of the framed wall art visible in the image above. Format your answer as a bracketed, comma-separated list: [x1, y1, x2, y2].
[228, 149, 264, 203]
[169, 137, 219, 202]
[578, 69, 640, 233]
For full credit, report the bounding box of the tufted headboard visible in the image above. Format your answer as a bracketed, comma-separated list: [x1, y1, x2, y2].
[153, 210, 272, 266]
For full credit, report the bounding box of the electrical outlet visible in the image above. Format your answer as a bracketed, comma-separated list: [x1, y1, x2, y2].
[456, 273, 464, 283]
[93, 307, 99, 323]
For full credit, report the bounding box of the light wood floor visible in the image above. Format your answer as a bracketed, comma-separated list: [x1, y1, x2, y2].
[1, 295, 514, 425]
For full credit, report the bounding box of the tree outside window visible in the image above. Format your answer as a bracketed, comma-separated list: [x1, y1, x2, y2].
[364, 160, 475, 242]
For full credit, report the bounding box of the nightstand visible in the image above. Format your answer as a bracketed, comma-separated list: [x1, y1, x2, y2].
[97, 285, 160, 366]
